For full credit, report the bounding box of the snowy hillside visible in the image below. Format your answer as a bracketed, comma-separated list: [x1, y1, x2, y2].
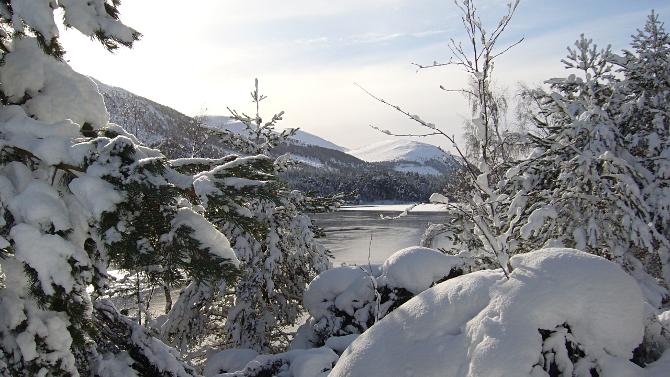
[203, 115, 346, 151]
[94, 79, 187, 146]
[94, 79, 242, 159]
[348, 139, 445, 162]
[348, 139, 455, 176]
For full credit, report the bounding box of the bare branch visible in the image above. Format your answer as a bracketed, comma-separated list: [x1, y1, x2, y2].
[370, 125, 441, 137]
[491, 37, 524, 60]
[439, 86, 476, 96]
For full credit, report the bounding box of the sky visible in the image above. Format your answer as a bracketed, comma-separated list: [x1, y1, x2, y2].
[60, 0, 670, 151]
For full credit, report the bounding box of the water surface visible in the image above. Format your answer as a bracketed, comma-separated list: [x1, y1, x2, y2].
[311, 208, 448, 266]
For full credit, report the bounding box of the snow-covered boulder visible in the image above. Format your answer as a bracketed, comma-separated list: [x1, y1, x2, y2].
[331, 248, 649, 377]
[303, 266, 376, 320]
[294, 247, 464, 349]
[378, 246, 463, 294]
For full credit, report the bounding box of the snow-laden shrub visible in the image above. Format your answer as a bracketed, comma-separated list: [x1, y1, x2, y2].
[378, 246, 464, 294]
[330, 248, 670, 377]
[292, 246, 463, 349]
[633, 308, 670, 367]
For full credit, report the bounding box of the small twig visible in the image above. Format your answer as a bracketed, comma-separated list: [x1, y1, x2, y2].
[368, 233, 374, 269]
[370, 125, 441, 137]
[439, 87, 477, 96]
[362, 232, 382, 323]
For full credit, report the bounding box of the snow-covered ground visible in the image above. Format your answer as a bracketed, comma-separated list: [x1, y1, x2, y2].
[330, 248, 655, 377]
[214, 247, 670, 377]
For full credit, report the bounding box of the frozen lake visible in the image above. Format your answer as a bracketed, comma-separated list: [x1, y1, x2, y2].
[122, 205, 448, 318]
[311, 205, 448, 266]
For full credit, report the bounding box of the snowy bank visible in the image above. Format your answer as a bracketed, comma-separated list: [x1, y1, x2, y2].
[331, 248, 658, 377]
[213, 247, 670, 377]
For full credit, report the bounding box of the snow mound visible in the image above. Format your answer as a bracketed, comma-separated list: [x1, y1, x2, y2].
[379, 246, 463, 294]
[204, 348, 259, 376]
[294, 247, 464, 350]
[347, 139, 446, 163]
[303, 266, 375, 319]
[331, 248, 647, 377]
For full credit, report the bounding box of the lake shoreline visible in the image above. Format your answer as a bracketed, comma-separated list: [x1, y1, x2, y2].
[338, 203, 448, 213]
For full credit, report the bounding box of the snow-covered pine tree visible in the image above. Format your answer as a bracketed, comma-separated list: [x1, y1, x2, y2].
[157, 154, 285, 354]
[615, 11, 670, 287]
[227, 79, 298, 155]
[0, 2, 248, 375]
[504, 33, 669, 301]
[219, 83, 331, 353]
[221, 189, 331, 353]
[159, 82, 332, 355]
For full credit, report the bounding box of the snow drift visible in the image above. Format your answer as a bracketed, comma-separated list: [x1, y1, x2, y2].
[210, 247, 670, 377]
[330, 248, 655, 377]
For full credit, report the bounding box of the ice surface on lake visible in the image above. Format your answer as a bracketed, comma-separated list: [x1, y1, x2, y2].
[311, 207, 448, 265]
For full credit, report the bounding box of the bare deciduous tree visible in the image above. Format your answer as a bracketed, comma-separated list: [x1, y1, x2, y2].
[360, 0, 526, 276]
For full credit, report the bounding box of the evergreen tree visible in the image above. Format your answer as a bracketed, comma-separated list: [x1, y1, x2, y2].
[158, 82, 332, 355]
[221, 84, 332, 353]
[504, 32, 670, 301]
[616, 12, 670, 286]
[0, 3, 251, 375]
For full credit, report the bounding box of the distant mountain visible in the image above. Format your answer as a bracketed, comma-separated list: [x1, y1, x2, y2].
[348, 139, 445, 162]
[347, 139, 455, 176]
[95, 78, 456, 203]
[95, 79, 189, 146]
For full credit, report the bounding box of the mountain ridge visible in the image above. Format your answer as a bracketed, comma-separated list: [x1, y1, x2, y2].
[203, 115, 348, 152]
